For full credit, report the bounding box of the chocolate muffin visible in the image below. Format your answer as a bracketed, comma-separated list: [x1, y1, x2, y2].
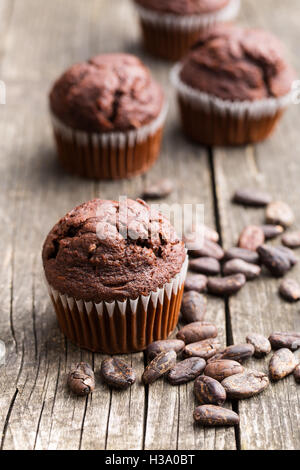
[171, 24, 295, 145]
[133, 0, 240, 61]
[43, 198, 188, 354]
[49, 53, 167, 180]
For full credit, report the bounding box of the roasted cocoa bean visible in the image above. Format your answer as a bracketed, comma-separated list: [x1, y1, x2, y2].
[269, 348, 298, 381]
[207, 274, 246, 297]
[266, 201, 295, 228]
[101, 358, 136, 389]
[246, 333, 271, 358]
[142, 179, 173, 199]
[269, 332, 300, 351]
[206, 352, 225, 364]
[294, 364, 300, 384]
[184, 274, 207, 293]
[238, 225, 265, 252]
[276, 246, 298, 266]
[184, 225, 219, 246]
[181, 291, 207, 323]
[261, 225, 284, 240]
[213, 344, 255, 363]
[142, 350, 177, 385]
[183, 338, 221, 360]
[147, 339, 185, 361]
[188, 239, 224, 260]
[189, 257, 221, 275]
[224, 247, 260, 265]
[204, 360, 244, 382]
[168, 357, 206, 385]
[203, 226, 220, 243]
[177, 322, 217, 344]
[282, 231, 300, 248]
[67, 362, 95, 396]
[194, 376, 226, 406]
[223, 259, 261, 280]
[279, 279, 300, 302]
[221, 371, 269, 399]
[233, 188, 272, 207]
[193, 405, 239, 427]
[257, 245, 291, 277]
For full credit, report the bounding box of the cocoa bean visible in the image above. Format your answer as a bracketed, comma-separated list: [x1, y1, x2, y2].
[266, 201, 295, 228]
[183, 338, 221, 360]
[67, 362, 95, 396]
[101, 358, 136, 389]
[188, 239, 224, 260]
[142, 350, 177, 385]
[168, 357, 206, 385]
[177, 321, 217, 344]
[257, 245, 291, 277]
[294, 364, 300, 384]
[238, 225, 265, 252]
[223, 259, 261, 280]
[224, 247, 260, 265]
[204, 360, 244, 382]
[276, 246, 298, 266]
[279, 279, 300, 302]
[189, 257, 221, 275]
[269, 332, 300, 351]
[184, 225, 219, 245]
[282, 231, 300, 249]
[147, 339, 185, 361]
[194, 376, 226, 406]
[269, 348, 297, 381]
[233, 188, 272, 207]
[213, 344, 255, 363]
[207, 274, 246, 297]
[221, 371, 269, 399]
[181, 291, 207, 323]
[246, 333, 271, 358]
[184, 273, 207, 294]
[261, 225, 284, 240]
[193, 405, 239, 427]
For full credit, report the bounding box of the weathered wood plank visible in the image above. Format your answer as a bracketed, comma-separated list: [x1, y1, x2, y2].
[213, 0, 300, 450]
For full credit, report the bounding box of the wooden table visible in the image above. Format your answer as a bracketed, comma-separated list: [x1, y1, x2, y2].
[0, 0, 299, 451]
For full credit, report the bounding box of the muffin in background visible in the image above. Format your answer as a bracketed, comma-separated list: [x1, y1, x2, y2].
[133, 0, 240, 61]
[49, 54, 167, 180]
[171, 24, 295, 146]
[42, 198, 188, 354]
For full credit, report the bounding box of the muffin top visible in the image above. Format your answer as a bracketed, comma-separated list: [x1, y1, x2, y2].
[135, 0, 229, 15]
[49, 53, 164, 133]
[43, 199, 186, 303]
[180, 24, 295, 101]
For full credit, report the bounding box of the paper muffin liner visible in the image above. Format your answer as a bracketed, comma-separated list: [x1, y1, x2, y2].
[171, 63, 293, 145]
[50, 102, 168, 180]
[45, 256, 188, 354]
[134, 0, 240, 61]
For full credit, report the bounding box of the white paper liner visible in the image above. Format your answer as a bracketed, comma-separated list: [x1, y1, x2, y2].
[171, 63, 293, 118]
[134, 0, 240, 31]
[50, 101, 168, 148]
[46, 255, 188, 318]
